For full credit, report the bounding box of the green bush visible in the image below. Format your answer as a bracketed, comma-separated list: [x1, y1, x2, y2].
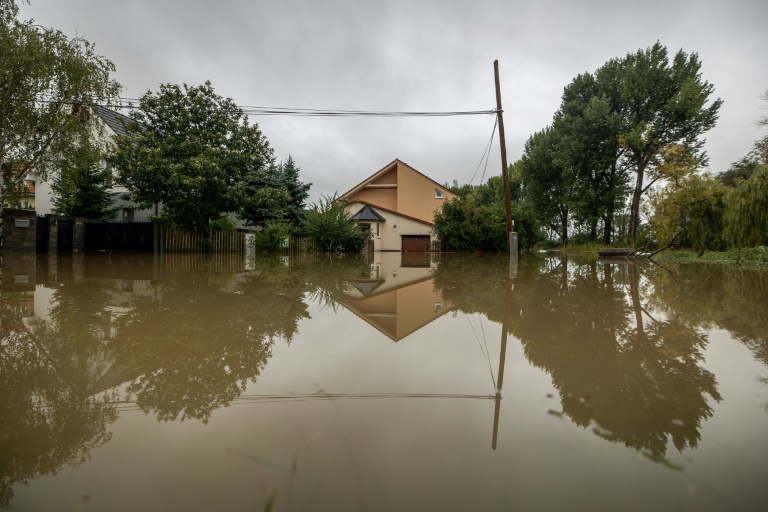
[253, 221, 290, 253]
[210, 216, 236, 231]
[301, 195, 369, 253]
[433, 178, 542, 252]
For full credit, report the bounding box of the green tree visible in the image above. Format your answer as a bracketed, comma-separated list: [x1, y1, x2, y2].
[51, 133, 118, 220]
[615, 43, 722, 244]
[0, 0, 120, 243]
[518, 127, 571, 242]
[432, 175, 540, 252]
[239, 155, 311, 227]
[302, 195, 368, 253]
[109, 81, 275, 242]
[555, 69, 628, 243]
[649, 171, 726, 250]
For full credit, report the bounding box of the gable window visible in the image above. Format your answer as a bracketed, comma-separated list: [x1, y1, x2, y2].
[435, 189, 443, 199]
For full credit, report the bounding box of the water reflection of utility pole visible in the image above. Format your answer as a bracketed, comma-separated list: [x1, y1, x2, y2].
[492, 255, 516, 450]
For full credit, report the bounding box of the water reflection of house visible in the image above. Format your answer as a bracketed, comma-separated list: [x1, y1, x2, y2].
[340, 159, 456, 252]
[342, 252, 453, 341]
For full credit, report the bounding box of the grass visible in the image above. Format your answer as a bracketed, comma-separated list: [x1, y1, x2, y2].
[652, 247, 768, 268]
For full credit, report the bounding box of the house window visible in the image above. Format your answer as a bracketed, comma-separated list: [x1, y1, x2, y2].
[434, 303, 443, 312]
[376, 223, 380, 237]
[435, 189, 443, 199]
[122, 208, 134, 222]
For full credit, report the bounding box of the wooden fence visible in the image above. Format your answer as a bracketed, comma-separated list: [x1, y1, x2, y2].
[284, 236, 321, 256]
[163, 228, 246, 252]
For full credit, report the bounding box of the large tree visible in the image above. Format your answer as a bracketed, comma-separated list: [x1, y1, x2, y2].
[239, 155, 311, 227]
[518, 126, 571, 243]
[555, 69, 628, 244]
[0, 0, 120, 244]
[616, 43, 721, 243]
[109, 81, 275, 241]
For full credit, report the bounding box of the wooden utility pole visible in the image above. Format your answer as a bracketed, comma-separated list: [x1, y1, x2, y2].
[494, 60, 513, 245]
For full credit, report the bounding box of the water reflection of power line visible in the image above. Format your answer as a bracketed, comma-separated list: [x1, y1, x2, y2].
[112, 393, 496, 412]
[465, 313, 497, 389]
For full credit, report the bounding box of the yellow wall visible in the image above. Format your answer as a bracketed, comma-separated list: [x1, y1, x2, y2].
[343, 160, 455, 225]
[349, 188, 397, 211]
[395, 162, 453, 224]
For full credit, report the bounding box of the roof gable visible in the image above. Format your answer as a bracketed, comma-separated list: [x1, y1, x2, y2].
[351, 204, 386, 222]
[340, 159, 454, 201]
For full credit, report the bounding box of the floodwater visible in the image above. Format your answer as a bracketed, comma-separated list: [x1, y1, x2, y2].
[1, 251, 767, 511]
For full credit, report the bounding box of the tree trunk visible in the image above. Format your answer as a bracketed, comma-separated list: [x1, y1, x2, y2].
[1, 131, 5, 252]
[561, 208, 569, 245]
[627, 165, 645, 245]
[603, 211, 613, 245]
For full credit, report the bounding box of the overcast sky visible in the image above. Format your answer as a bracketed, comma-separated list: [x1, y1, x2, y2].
[18, 0, 768, 202]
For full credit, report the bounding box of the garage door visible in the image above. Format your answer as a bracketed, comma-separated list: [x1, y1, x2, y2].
[401, 235, 430, 252]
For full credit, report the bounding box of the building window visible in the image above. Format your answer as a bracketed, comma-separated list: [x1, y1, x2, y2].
[434, 303, 443, 312]
[122, 208, 135, 222]
[376, 223, 380, 237]
[435, 189, 443, 199]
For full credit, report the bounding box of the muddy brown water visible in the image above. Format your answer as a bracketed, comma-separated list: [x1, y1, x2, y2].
[2, 252, 767, 511]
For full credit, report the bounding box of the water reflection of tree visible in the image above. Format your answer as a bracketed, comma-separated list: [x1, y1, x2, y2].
[643, 264, 768, 370]
[433, 255, 721, 462]
[0, 286, 119, 507]
[111, 262, 310, 423]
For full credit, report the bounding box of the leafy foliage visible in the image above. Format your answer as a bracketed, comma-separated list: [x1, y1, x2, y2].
[239, 155, 311, 227]
[109, 81, 275, 237]
[0, 0, 120, 234]
[302, 195, 368, 253]
[433, 175, 541, 252]
[252, 220, 290, 253]
[51, 134, 118, 220]
[519, 42, 721, 245]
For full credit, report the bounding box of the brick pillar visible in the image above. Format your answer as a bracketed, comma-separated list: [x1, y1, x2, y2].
[73, 218, 85, 252]
[46, 214, 59, 253]
[1, 209, 37, 252]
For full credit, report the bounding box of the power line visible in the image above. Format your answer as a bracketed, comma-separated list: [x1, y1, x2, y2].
[0, 96, 498, 117]
[468, 117, 498, 186]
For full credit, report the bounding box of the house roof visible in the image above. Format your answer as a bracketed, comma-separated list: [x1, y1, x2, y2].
[91, 104, 139, 138]
[346, 200, 433, 227]
[351, 204, 386, 222]
[339, 158, 454, 201]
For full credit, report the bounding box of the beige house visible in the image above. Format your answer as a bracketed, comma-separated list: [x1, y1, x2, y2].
[340, 159, 456, 252]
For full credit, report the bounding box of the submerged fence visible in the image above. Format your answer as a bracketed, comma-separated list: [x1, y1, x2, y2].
[162, 228, 246, 252]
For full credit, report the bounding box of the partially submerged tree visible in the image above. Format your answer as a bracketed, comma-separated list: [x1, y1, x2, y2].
[239, 155, 311, 227]
[433, 175, 540, 252]
[302, 195, 368, 253]
[0, 0, 120, 244]
[51, 132, 118, 220]
[616, 43, 721, 243]
[518, 127, 571, 243]
[110, 81, 277, 244]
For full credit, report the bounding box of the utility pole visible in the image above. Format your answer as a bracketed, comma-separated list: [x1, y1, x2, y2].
[494, 60, 515, 255]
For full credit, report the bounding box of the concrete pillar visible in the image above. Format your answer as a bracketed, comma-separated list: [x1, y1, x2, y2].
[73, 218, 85, 252]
